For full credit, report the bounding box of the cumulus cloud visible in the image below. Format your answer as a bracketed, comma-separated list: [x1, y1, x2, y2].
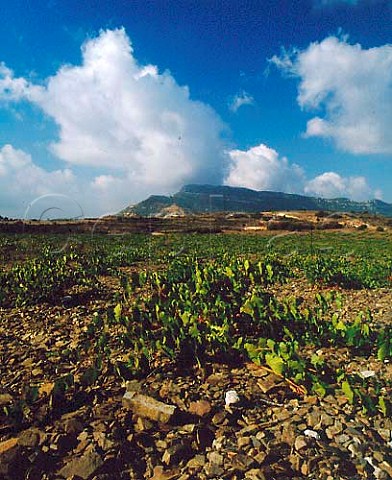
[0, 29, 384, 216]
[224, 144, 305, 193]
[225, 143, 379, 201]
[270, 36, 392, 154]
[0, 144, 76, 217]
[0, 140, 381, 218]
[0, 64, 29, 101]
[0, 28, 226, 212]
[304, 171, 374, 200]
[229, 91, 255, 112]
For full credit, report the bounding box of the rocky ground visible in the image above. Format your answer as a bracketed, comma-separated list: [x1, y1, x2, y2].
[1, 276, 392, 480]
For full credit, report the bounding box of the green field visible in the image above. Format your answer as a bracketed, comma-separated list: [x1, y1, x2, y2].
[1, 231, 391, 394]
[1, 230, 392, 479]
[1, 230, 391, 303]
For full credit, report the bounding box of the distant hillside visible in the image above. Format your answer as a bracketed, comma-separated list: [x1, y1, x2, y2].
[121, 184, 392, 217]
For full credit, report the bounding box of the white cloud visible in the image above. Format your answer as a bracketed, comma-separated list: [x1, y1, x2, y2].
[0, 28, 226, 213]
[0, 140, 381, 218]
[0, 30, 384, 216]
[271, 36, 392, 154]
[0, 144, 76, 217]
[229, 91, 255, 112]
[0, 64, 29, 101]
[225, 143, 379, 201]
[304, 171, 374, 200]
[225, 144, 305, 193]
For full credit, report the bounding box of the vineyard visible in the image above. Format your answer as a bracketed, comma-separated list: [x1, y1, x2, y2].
[1, 229, 392, 479]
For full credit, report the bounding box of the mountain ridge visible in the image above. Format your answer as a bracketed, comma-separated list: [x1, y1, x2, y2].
[121, 184, 392, 217]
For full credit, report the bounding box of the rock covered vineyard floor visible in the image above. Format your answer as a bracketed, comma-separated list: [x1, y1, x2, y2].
[1, 230, 392, 479]
[0, 280, 392, 479]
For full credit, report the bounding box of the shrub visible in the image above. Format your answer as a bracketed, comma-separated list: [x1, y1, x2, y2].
[267, 220, 314, 231]
[317, 221, 343, 230]
[316, 210, 328, 218]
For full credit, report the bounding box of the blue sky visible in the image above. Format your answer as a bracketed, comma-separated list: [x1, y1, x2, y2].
[0, 0, 391, 217]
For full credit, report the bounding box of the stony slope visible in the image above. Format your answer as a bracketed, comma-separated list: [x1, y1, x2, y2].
[1, 277, 392, 480]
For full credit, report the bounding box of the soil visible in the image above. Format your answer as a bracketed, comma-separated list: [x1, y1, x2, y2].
[1, 270, 392, 479]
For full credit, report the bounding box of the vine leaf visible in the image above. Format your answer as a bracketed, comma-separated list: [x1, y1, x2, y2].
[265, 353, 284, 376]
[341, 380, 354, 404]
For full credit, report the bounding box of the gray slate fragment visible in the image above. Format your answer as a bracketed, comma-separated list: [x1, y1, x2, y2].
[58, 448, 103, 479]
